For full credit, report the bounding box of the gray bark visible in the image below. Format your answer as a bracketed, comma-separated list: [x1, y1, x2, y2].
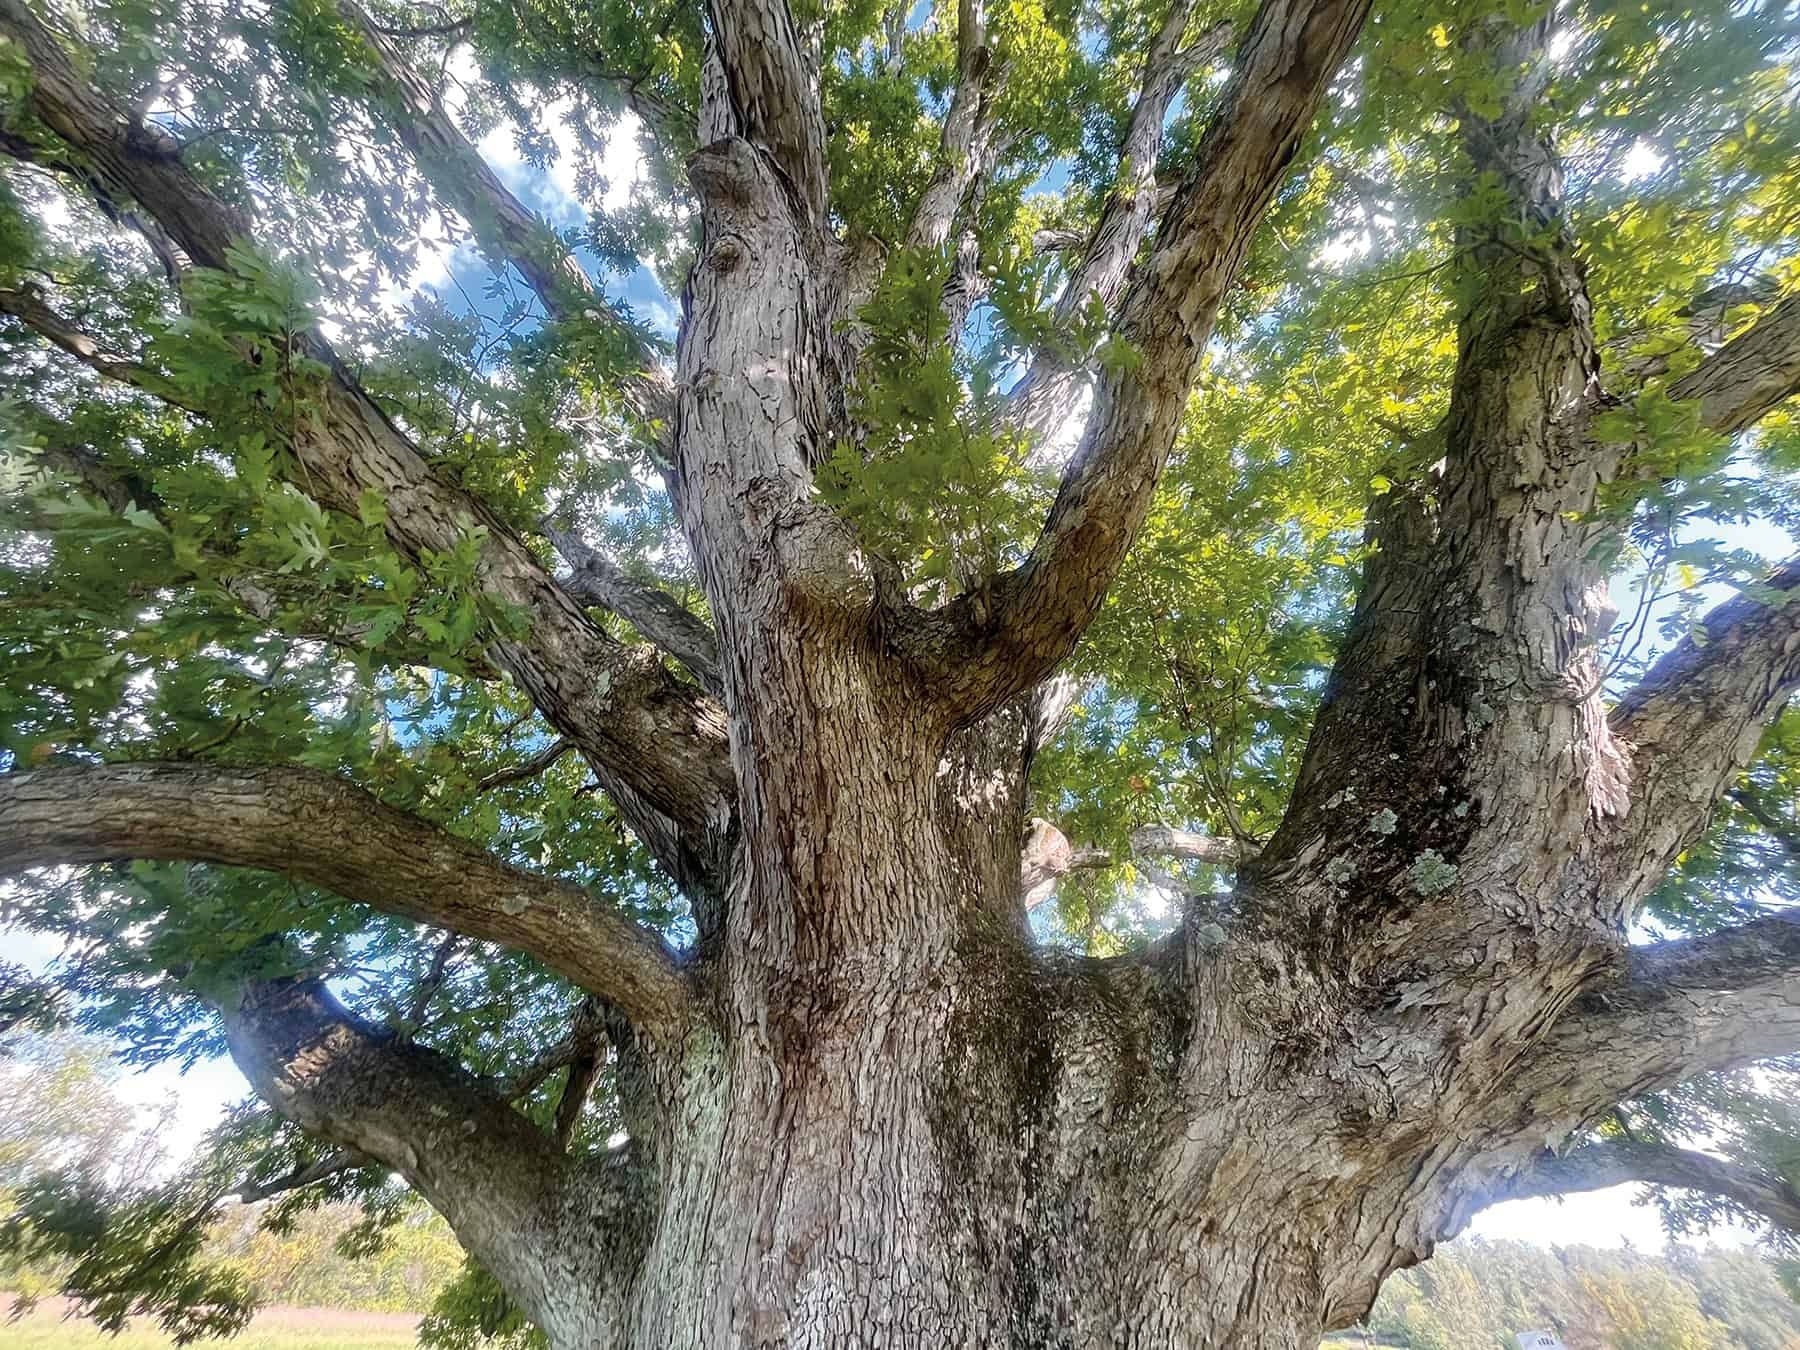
[0, 762, 689, 1036]
[4, 0, 1800, 1346]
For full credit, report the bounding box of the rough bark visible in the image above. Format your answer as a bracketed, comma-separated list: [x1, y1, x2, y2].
[1608, 555, 1800, 903]
[903, 0, 1003, 253]
[1664, 292, 1800, 435]
[1501, 909, 1800, 1128]
[7, 0, 1800, 1346]
[0, 761, 689, 1036]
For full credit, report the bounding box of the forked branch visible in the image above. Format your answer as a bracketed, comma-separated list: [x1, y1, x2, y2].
[891, 0, 1371, 725]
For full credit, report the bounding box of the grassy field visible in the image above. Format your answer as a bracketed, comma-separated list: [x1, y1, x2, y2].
[1, 1297, 420, 1350]
[2, 1297, 1390, 1349]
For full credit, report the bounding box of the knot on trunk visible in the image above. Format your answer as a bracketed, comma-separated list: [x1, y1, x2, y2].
[688, 137, 769, 211]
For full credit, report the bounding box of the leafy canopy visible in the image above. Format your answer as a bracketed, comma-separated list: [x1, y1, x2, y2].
[1, 0, 1798, 1337]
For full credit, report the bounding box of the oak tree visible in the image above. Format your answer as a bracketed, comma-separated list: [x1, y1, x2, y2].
[1, 0, 1799, 1344]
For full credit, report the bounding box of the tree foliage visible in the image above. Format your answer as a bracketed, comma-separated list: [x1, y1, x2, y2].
[1363, 1238, 1800, 1350]
[0, 0, 1798, 1342]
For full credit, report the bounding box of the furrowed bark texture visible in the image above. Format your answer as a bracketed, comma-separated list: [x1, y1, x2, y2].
[8, 0, 1800, 1347]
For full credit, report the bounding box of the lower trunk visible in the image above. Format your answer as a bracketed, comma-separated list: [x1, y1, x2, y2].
[493, 613, 1551, 1348]
[592, 1045, 1331, 1347]
[525, 915, 1390, 1350]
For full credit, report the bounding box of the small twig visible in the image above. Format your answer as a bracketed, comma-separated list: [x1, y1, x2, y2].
[397, 932, 463, 1038]
[234, 1148, 370, 1203]
[476, 738, 575, 792]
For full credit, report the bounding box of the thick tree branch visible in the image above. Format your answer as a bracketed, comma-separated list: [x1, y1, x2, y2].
[1262, 16, 1623, 889]
[217, 975, 608, 1335]
[704, 0, 829, 221]
[0, 0, 251, 269]
[0, 762, 691, 1036]
[0, 0, 737, 869]
[1610, 556, 1800, 895]
[1008, 9, 1235, 435]
[1665, 292, 1800, 436]
[1502, 909, 1800, 1136]
[1487, 1139, 1800, 1236]
[904, 0, 1002, 251]
[892, 0, 1370, 725]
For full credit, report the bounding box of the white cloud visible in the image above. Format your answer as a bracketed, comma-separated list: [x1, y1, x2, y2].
[478, 107, 648, 224]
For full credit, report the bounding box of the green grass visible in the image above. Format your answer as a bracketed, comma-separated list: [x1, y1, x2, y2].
[3, 1299, 1383, 1349]
[2, 1300, 420, 1350]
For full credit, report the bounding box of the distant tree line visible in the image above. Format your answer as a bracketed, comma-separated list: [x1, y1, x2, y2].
[202, 1202, 463, 1315]
[1356, 1238, 1800, 1350]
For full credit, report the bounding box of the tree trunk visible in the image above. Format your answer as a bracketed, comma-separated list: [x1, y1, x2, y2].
[409, 11, 1786, 1342]
[574, 785, 1351, 1350]
[6, 1, 1800, 1347]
